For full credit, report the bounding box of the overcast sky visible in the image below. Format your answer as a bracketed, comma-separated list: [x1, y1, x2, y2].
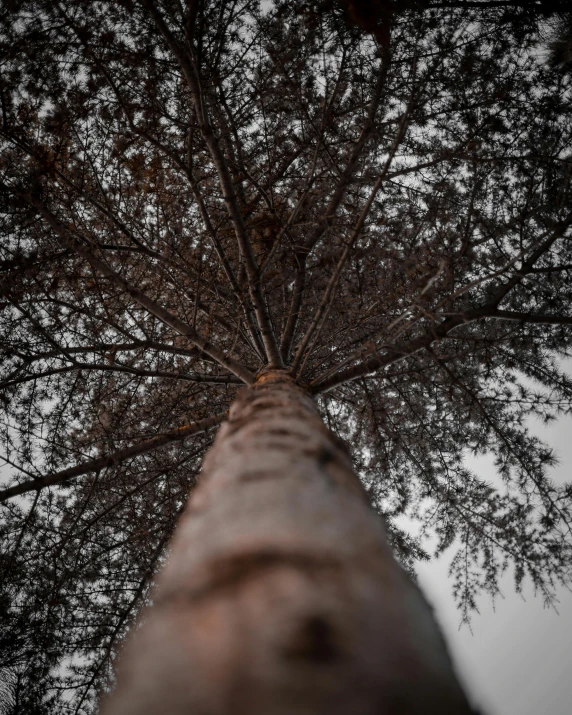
[418, 409, 572, 715]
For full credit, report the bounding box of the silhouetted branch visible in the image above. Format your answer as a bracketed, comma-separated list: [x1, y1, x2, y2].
[0, 412, 226, 503]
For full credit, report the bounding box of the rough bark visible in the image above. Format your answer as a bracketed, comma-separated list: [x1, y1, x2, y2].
[100, 370, 474, 715]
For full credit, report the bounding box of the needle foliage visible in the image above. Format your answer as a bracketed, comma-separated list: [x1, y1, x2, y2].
[1, 1, 571, 712]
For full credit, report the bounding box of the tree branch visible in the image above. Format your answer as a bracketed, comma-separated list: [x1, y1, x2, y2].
[0, 363, 241, 391]
[301, 49, 392, 255]
[481, 309, 572, 325]
[0, 412, 226, 503]
[279, 259, 306, 363]
[142, 0, 283, 366]
[293, 71, 416, 376]
[312, 210, 572, 392]
[20, 194, 256, 383]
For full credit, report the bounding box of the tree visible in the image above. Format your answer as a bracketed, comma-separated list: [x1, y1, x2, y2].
[1, 1, 571, 712]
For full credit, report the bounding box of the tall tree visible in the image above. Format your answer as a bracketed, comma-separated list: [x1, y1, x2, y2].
[0, 1, 571, 712]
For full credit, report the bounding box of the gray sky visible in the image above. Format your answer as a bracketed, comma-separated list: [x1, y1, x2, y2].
[418, 410, 572, 715]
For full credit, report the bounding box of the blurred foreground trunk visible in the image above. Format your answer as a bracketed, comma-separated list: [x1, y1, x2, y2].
[101, 370, 474, 715]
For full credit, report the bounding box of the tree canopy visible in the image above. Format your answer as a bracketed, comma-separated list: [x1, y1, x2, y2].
[1, 1, 571, 712]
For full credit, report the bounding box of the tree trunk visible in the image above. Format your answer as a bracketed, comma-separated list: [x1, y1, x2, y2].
[101, 370, 474, 714]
